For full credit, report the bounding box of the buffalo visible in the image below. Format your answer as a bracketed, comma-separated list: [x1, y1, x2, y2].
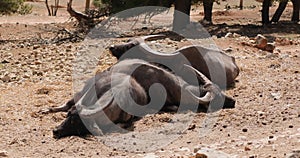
[42, 59, 235, 138]
[109, 35, 239, 89]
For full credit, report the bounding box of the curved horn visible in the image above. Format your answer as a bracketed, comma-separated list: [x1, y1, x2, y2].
[183, 64, 213, 85]
[77, 89, 114, 117]
[183, 64, 217, 104]
[188, 89, 215, 104]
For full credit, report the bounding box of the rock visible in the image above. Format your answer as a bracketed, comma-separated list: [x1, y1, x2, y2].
[271, 92, 281, 100]
[194, 147, 232, 158]
[286, 150, 300, 158]
[239, 136, 247, 141]
[265, 43, 275, 52]
[34, 60, 42, 65]
[255, 34, 268, 49]
[193, 153, 208, 158]
[0, 150, 8, 157]
[1, 75, 11, 82]
[233, 33, 241, 38]
[225, 32, 233, 38]
[23, 73, 31, 79]
[244, 146, 251, 151]
[143, 153, 158, 158]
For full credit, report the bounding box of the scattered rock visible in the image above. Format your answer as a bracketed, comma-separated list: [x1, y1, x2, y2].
[1, 75, 11, 82]
[286, 150, 300, 158]
[244, 146, 251, 151]
[0, 150, 8, 157]
[143, 153, 158, 158]
[192, 153, 208, 158]
[254, 34, 276, 52]
[255, 34, 268, 49]
[194, 147, 232, 158]
[1, 60, 9, 64]
[270, 92, 281, 100]
[265, 43, 275, 52]
[225, 32, 233, 38]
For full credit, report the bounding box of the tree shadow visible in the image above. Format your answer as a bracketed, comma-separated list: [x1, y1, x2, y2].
[205, 22, 300, 38]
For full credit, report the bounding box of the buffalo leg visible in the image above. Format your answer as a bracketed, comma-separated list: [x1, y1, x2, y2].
[271, 0, 288, 23]
[291, 0, 300, 22]
[203, 0, 213, 23]
[173, 0, 191, 31]
[262, 0, 271, 24]
[40, 99, 75, 114]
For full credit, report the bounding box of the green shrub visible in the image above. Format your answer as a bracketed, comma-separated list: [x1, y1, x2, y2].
[0, 0, 32, 15]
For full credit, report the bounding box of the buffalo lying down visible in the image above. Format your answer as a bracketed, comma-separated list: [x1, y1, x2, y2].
[43, 59, 235, 138]
[109, 35, 240, 88]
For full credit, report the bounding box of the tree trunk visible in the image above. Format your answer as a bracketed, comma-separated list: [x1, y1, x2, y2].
[262, 0, 271, 24]
[67, 0, 92, 25]
[85, 0, 90, 13]
[173, 0, 191, 31]
[291, 0, 300, 22]
[203, 0, 213, 22]
[271, 0, 288, 23]
[53, 0, 59, 16]
[45, 0, 51, 16]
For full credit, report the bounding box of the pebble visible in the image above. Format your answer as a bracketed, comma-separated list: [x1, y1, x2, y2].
[194, 148, 232, 158]
[255, 34, 267, 49]
[1, 75, 11, 82]
[225, 32, 233, 38]
[242, 128, 248, 132]
[239, 136, 247, 141]
[0, 150, 8, 157]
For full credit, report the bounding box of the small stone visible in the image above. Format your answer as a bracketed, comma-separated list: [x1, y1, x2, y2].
[271, 92, 281, 100]
[1, 75, 11, 82]
[225, 32, 233, 38]
[188, 124, 196, 130]
[233, 33, 241, 38]
[0, 150, 8, 157]
[23, 73, 31, 79]
[265, 43, 275, 52]
[262, 121, 267, 125]
[34, 60, 42, 65]
[239, 136, 247, 141]
[33, 45, 40, 49]
[244, 146, 251, 151]
[195, 153, 208, 158]
[242, 128, 248, 132]
[289, 125, 294, 128]
[286, 150, 300, 158]
[255, 34, 268, 49]
[269, 135, 274, 139]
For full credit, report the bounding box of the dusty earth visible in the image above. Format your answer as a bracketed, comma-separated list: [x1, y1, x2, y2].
[0, 0, 299, 158]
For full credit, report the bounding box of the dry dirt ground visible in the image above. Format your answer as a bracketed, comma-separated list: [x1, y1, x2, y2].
[0, 0, 299, 158]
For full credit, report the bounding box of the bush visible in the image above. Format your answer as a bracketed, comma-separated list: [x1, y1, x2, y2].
[0, 0, 32, 15]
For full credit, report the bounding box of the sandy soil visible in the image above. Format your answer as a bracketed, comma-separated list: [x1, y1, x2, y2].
[0, 0, 299, 158]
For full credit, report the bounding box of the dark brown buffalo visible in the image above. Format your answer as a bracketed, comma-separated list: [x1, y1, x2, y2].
[109, 35, 239, 89]
[51, 72, 148, 138]
[42, 59, 235, 138]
